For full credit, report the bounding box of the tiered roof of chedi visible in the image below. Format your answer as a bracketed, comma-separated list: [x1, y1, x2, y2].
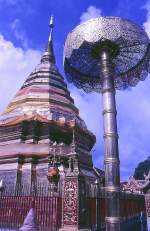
[0, 17, 96, 172]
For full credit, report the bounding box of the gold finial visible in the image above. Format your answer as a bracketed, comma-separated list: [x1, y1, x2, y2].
[49, 15, 54, 42]
[50, 15, 54, 28]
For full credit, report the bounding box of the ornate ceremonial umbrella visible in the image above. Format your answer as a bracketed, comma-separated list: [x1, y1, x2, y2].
[63, 17, 150, 231]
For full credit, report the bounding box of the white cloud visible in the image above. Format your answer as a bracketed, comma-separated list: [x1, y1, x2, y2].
[80, 6, 102, 23]
[69, 77, 150, 180]
[0, 34, 41, 112]
[68, 84, 104, 168]
[116, 79, 150, 180]
[143, 2, 150, 37]
[0, 0, 34, 15]
[10, 18, 30, 49]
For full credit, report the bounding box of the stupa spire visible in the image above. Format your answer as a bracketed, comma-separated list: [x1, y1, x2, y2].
[49, 15, 54, 42]
[41, 15, 55, 64]
[0, 16, 93, 145]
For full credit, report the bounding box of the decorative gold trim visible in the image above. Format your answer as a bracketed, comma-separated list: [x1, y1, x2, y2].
[105, 216, 121, 223]
[102, 109, 117, 115]
[105, 158, 120, 164]
[101, 88, 115, 94]
[105, 186, 120, 192]
[103, 132, 119, 138]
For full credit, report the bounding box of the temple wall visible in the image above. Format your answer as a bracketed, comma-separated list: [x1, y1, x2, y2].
[36, 162, 49, 185]
[21, 163, 31, 185]
[0, 162, 17, 185]
[0, 143, 50, 157]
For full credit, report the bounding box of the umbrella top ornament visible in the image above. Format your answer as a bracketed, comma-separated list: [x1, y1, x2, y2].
[64, 17, 150, 92]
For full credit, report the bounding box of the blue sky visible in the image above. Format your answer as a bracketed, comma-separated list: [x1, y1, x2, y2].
[0, 0, 150, 180]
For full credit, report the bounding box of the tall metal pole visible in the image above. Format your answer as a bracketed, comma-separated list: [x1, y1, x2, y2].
[100, 49, 121, 231]
[64, 15, 150, 231]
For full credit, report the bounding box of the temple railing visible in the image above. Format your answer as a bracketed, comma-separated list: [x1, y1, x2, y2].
[0, 182, 63, 196]
[0, 183, 62, 231]
[79, 187, 147, 231]
[0, 183, 148, 231]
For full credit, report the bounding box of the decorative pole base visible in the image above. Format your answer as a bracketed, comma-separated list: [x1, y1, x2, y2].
[60, 157, 91, 231]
